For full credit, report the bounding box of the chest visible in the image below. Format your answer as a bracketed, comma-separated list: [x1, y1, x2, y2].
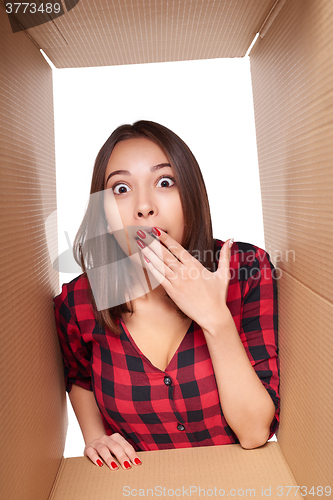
[121, 309, 193, 372]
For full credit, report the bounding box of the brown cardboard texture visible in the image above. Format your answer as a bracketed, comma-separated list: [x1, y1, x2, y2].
[0, 0, 332, 499]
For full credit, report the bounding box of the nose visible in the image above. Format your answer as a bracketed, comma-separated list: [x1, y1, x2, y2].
[137, 209, 154, 218]
[135, 191, 156, 220]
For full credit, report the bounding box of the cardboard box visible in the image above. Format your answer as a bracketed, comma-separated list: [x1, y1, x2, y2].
[1, 0, 332, 498]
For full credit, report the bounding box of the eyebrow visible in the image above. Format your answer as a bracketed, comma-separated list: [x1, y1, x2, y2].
[105, 163, 171, 188]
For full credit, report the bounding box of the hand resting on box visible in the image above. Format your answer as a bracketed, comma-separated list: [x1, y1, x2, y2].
[84, 432, 142, 470]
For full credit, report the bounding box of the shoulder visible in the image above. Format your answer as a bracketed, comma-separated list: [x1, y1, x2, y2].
[53, 273, 93, 321]
[54, 273, 88, 303]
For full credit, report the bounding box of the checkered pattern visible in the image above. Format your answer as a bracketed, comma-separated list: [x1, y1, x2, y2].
[54, 240, 279, 451]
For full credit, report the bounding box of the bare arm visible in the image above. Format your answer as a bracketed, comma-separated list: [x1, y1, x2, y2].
[69, 384, 106, 443]
[202, 311, 276, 449]
[69, 384, 142, 470]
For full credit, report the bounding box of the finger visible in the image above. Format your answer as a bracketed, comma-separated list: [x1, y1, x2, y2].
[217, 238, 234, 277]
[220, 238, 234, 260]
[94, 440, 132, 470]
[137, 238, 175, 279]
[137, 229, 179, 269]
[106, 434, 142, 468]
[149, 227, 194, 265]
[95, 442, 125, 470]
[110, 434, 142, 467]
[84, 444, 119, 470]
[142, 255, 172, 289]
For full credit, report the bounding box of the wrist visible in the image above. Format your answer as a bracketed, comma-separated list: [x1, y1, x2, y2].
[202, 306, 234, 337]
[84, 429, 106, 446]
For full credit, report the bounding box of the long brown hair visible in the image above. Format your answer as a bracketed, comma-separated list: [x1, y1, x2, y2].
[73, 120, 215, 334]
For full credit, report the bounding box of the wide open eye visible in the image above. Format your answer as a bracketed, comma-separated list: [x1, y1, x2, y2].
[156, 176, 175, 188]
[112, 183, 131, 195]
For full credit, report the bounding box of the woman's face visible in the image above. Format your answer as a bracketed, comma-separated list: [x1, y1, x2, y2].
[103, 137, 185, 257]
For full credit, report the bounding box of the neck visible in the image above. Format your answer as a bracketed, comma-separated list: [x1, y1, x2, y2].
[139, 281, 171, 304]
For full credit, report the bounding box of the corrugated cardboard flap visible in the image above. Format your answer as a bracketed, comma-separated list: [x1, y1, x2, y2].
[50, 442, 302, 500]
[23, 0, 277, 67]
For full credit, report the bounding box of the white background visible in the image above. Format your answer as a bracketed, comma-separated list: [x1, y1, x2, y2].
[50, 55, 268, 457]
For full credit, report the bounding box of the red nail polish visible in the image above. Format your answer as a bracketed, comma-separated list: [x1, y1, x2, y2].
[97, 459, 103, 467]
[136, 230, 146, 239]
[143, 255, 150, 264]
[123, 460, 131, 469]
[137, 239, 146, 249]
[111, 461, 118, 469]
[134, 457, 142, 465]
[152, 227, 161, 237]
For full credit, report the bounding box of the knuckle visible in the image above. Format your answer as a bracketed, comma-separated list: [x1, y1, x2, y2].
[84, 447, 92, 457]
[110, 432, 122, 442]
[123, 441, 136, 453]
[96, 443, 110, 455]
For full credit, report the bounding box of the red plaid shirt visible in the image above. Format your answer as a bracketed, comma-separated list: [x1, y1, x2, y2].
[54, 240, 280, 451]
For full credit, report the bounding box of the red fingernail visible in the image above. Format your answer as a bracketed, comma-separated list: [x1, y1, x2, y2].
[123, 460, 131, 469]
[97, 459, 103, 467]
[137, 239, 146, 249]
[134, 457, 142, 465]
[136, 230, 146, 239]
[143, 255, 150, 264]
[111, 461, 119, 469]
[152, 227, 161, 237]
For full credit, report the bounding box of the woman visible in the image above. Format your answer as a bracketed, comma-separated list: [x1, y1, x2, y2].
[54, 120, 279, 472]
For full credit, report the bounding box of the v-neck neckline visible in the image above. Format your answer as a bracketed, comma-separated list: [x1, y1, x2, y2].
[119, 316, 193, 373]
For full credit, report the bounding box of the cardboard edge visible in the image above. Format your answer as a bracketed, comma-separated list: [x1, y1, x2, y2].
[49, 443, 306, 500]
[48, 457, 66, 500]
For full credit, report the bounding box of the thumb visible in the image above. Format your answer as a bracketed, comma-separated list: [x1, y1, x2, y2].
[217, 238, 234, 276]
